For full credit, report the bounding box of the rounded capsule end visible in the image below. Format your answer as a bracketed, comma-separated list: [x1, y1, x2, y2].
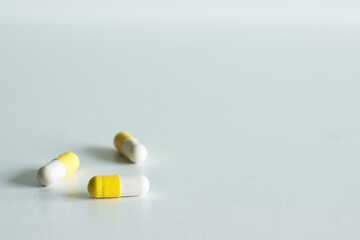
[139, 175, 150, 195]
[121, 139, 147, 163]
[88, 176, 99, 198]
[37, 160, 67, 186]
[131, 144, 148, 164]
[88, 175, 121, 198]
[37, 166, 52, 186]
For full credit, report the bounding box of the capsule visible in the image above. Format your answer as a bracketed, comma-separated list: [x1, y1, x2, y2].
[87, 175, 150, 198]
[37, 152, 80, 186]
[114, 132, 147, 163]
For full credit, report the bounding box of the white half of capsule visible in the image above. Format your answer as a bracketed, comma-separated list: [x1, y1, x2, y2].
[121, 139, 148, 164]
[121, 175, 150, 197]
[37, 160, 67, 186]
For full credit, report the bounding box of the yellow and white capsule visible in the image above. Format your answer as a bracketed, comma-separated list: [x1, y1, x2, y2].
[37, 152, 79, 186]
[114, 132, 147, 163]
[87, 175, 150, 198]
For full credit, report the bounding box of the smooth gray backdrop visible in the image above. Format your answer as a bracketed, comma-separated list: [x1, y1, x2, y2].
[1, 2, 360, 239]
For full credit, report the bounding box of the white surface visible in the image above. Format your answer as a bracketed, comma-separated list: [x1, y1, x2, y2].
[121, 139, 148, 163]
[120, 175, 150, 197]
[1, 0, 360, 26]
[1, 2, 360, 239]
[37, 160, 67, 186]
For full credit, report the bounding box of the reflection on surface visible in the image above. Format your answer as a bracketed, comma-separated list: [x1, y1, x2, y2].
[64, 170, 91, 200]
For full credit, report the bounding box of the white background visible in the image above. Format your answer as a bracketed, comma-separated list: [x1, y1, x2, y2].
[1, 1, 360, 239]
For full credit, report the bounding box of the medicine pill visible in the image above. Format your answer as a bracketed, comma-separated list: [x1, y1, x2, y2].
[114, 132, 147, 163]
[37, 152, 79, 186]
[87, 175, 150, 198]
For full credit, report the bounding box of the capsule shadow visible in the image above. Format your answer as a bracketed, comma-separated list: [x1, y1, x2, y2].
[85, 146, 131, 164]
[66, 192, 91, 200]
[11, 169, 41, 187]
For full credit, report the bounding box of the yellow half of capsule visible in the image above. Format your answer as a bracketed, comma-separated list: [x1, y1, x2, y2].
[88, 175, 121, 198]
[114, 132, 136, 153]
[55, 152, 79, 176]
